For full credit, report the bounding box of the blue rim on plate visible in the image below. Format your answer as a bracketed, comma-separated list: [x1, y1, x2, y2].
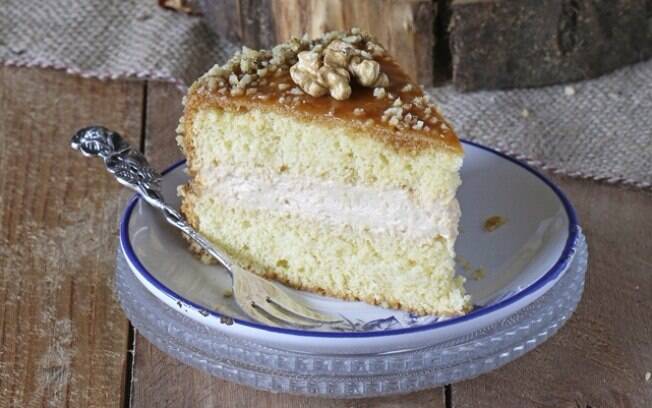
[119, 140, 579, 338]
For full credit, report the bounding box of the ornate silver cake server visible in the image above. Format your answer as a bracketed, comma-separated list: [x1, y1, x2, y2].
[71, 126, 344, 329]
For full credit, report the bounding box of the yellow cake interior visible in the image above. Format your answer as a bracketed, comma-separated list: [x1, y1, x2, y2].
[178, 29, 471, 316]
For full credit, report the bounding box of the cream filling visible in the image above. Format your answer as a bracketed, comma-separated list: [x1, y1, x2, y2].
[199, 167, 460, 242]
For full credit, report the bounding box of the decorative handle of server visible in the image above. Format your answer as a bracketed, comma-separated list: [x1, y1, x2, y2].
[70, 126, 234, 269]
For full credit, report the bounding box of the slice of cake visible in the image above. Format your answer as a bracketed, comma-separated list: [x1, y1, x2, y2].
[177, 29, 470, 316]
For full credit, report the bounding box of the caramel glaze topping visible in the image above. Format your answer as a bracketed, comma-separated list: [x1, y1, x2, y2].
[186, 32, 462, 154]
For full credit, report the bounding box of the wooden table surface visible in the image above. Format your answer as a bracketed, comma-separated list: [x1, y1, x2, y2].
[1, 65, 651, 407]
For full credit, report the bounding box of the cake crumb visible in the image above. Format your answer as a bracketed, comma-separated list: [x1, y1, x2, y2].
[456, 256, 473, 273]
[484, 216, 507, 232]
[521, 108, 530, 118]
[646, 371, 651, 382]
[223, 288, 233, 298]
[564, 85, 575, 96]
[220, 316, 234, 325]
[230, 88, 244, 96]
[472, 268, 485, 281]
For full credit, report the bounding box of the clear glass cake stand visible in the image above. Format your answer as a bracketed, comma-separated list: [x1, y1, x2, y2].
[115, 233, 587, 398]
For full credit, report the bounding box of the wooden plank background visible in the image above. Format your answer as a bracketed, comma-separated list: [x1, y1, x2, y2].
[1, 67, 651, 407]
[0, 66, 142, 407]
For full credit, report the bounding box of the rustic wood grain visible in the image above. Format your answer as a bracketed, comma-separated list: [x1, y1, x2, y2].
[453, 176, 652, 407]
[133, 338, 444, 408]
[129, 81, 446, 408]
[200, 0, 271, 47]
[449, 0, 652, 91]
[143, 82, 185, 169]
[0, 66, 143, 407]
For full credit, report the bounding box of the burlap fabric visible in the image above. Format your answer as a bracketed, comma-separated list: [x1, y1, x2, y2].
[2, 0, 650, 189]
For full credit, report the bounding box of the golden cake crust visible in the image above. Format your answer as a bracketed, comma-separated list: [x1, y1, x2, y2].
[178, 30, 462, 159]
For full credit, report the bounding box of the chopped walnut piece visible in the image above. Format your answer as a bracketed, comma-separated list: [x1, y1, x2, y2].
[384, 106, 403, 117]
[159, 0, 194, 14]
[289, 30, 390, 100]
[373, 87, 387, 99]
[206, 77, 219, 91]
[349, 58, 388, 87]
[290, 51, 331, 98]
[401, 84, 414, 93]
[483, 216, 507, 232]
[322, 40, 352, 67]
[237, 74, 254, 89]
[288, 86, 304, 95]
[228, 73, 238, 87]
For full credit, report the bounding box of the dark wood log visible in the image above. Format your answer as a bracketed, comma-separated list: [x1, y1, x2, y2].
[450, 0, 652, 91]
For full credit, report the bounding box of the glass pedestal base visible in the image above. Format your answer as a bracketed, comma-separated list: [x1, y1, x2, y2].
[115, 233, 587, 398]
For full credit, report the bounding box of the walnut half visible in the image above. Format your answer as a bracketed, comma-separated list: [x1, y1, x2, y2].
[289, 32, 389, 101]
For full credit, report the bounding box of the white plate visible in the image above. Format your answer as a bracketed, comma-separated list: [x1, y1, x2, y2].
[120, 140, 579, 354]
